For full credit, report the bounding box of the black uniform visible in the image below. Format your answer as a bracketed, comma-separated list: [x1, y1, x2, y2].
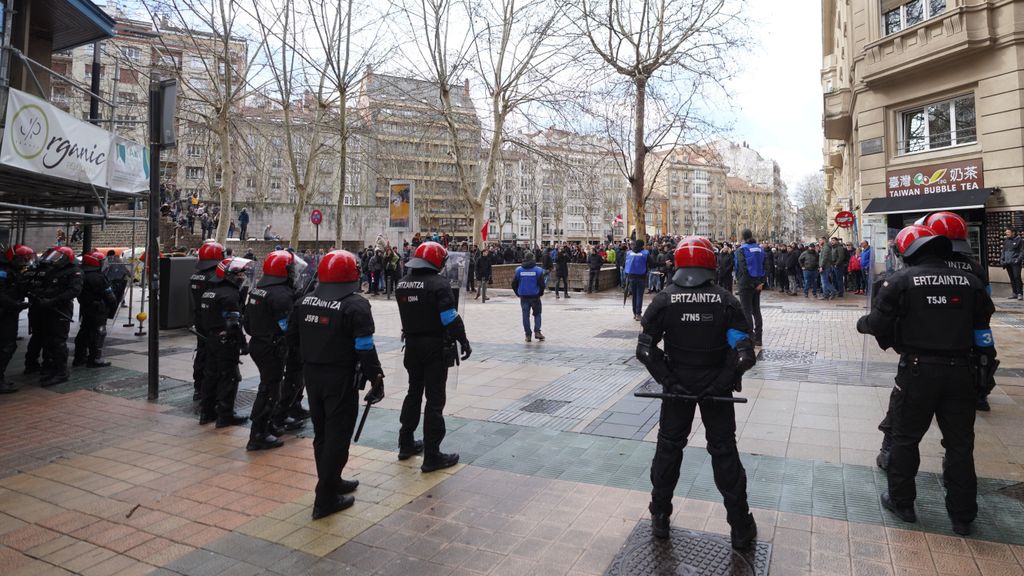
[858, 255, 994, 528]
[289, 289, 381, 507]
[199, 280, 247, 422]
[190, 267, 218, 401]
[73, 268, 116, 366]
[36, 262, 83, 384]
[244, 279, 295, 442]
[22, 262, 49, 373]
[639, 278, 755, 534]
[395, 269, 469, 460]
[0, 259, 28, 388]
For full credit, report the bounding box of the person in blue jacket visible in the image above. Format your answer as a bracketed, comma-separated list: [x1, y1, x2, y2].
[513, 252, 546, 342]
[625, 239, 654, 321]
[734, 229, 766, 346]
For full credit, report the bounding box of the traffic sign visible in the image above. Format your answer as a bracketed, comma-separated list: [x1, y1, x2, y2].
[834, 210, 855, 228]
[310, 209, 323, 226]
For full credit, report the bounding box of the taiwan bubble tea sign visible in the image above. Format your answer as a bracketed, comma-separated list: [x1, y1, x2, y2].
[885, 158, 984, 198]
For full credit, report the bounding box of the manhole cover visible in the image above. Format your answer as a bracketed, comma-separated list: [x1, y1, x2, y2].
[520, 399, 571, 414]
[596, 330, 640, 339]
[997, 482, 1024, 501]
[756, 350, 817, 364]
[604, 521, 771, 576]
[94, 375, 148, 393]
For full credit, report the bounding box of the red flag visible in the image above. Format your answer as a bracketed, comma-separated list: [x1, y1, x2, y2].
[481, 220, 489, 242]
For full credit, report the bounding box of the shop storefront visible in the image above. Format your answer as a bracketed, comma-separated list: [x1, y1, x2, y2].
[862, 157, 993, 271]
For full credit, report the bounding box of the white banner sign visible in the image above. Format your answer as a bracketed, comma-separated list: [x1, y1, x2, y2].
[1, 88, 148, 192]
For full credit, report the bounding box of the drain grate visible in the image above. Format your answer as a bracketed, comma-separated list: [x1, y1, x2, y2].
[94, 375, 148, 393]
[596, 330, 640, 339]
[604, 521, 771, 576]
[234, 389, 258, 411]
[756, 350, 818, 364]
[520, 399, 571, 414]
[996, 482, 1024, 501]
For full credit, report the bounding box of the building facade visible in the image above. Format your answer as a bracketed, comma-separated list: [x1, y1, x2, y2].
[822, 0, 1024, 273]
[646, 147, 729, 239]
[713, 140, 792, 241]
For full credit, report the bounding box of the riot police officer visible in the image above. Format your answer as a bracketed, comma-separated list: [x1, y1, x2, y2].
[289, 250, 384, 519]
[191, 242, 225, 404]
[34, 247, 82, 386]
[0, 244, 34, 393]
[73, 251, 117, 368]
[199, 257, 253, 427]
[395, 241, 471, 472]
[858, 225, 995, 536]
[243, 250, 306, 451]
[637, 236, 758, 549]
[22, 248, 52, 375]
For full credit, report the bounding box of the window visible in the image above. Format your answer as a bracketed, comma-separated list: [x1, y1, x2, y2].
[883, 0, 945, 36]
[270, 179, 282, 190]
[190, 56, 205, 70]
[245, 177, 256, 188]
[120, 46, 141, 61]
[117, 92, 137, 104]
[187, 144, 204, 158]
[343, 194, 353, 205]
[51, 86, 68, 103]
[186, 167, 204, 180]
[898, 94, 975, 154]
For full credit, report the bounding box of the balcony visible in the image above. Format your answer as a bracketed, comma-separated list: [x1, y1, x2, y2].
[861, 6, 994, 86]
[823, 87, 852, 140]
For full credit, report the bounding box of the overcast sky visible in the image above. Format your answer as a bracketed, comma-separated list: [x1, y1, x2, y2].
[724, 0, 823, 195]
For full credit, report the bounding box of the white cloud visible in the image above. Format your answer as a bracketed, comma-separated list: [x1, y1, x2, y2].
[726, 1, 823, 191]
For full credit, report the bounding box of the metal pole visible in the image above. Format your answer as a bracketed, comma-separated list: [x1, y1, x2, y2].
[124, 200, 136, 327]
[82, 40, 102, 253]
[147, 82, 161, 401]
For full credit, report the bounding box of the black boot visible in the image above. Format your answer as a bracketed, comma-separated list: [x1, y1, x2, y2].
[421, 452, 459, 472]
[246, 433, 284, 451]
[398, 440, 424, 461]
[0, 380, 18, 394]
[216, 413, 249, 428]
[880, 493, 916, 523]
[86, 359, 111, 368]
[72, 357, 86, 367]
[952, 519, 972, 536]
[339, 478, 359, 494]
[199, 412, 217, 425]
[312, 494, 354, 520]
[40, 372, 69, 387]
[275, 416, 305, 431]
[651, 511, 670, 539]
[730, 514, 757, 550]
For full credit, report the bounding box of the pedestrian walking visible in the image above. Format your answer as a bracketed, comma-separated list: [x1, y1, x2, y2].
[513, 251, 545, 342]
[476, 248, 492, 302]
[858, 224, 995, 536]
[1001, 228, 1022, 300]
[625, 239, 653, 320]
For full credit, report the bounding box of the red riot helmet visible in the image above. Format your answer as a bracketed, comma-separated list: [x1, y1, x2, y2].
[895, 224, 951, 260]
[672, 237, 718, 287]
[314, 250, 361, 300]
[197, 241, 226, 271]
[406, 241, 447, 272]
[44, 246, 76, 268]
[917, 211, 970, 254]
[2, 244, 35, 268]
[215, 257, 254, 287]
[259, 250, 308, 289]
[677, 236, 715, 252]
[81, 250, 107, 271]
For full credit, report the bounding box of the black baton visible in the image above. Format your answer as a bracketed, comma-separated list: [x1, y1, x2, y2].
[353, 402, 371, 442]
[634, 391, 747, 403]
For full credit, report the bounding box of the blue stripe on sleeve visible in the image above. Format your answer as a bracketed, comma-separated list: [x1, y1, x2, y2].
[727, 329, 750, 349]
[277, 318, 289, 332]
[222, 311, 240, 319]
[974, 329, 994, 347]
[985, 285, 992, 296]
[440, 308, 459, 326]
[354, 335, 375, 351]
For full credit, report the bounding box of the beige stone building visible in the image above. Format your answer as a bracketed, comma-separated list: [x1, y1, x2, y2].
[822, 0, 1024, 272]
[646, 147, 729, 239]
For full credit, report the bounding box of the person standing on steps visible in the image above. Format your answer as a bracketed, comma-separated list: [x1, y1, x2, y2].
[512, 251, 545, 342]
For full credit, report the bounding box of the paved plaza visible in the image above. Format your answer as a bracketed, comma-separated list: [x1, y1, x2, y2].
[2, 284, 1024, 575]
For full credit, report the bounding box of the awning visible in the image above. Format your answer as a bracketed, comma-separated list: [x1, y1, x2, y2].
[41, 0, 116, 52]
[863, 188, 993, 215]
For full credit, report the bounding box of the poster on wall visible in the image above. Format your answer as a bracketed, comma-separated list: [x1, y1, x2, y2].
[885, 158, 984, 198]
[388, 180, 413, 229]
[108, 136, 150, 193]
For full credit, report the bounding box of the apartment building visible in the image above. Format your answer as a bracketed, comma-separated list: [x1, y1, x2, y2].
[822, 0, 1024, 270]
[647, 147, 729, 239]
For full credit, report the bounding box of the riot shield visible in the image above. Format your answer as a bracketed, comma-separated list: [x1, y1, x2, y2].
[442, 251, 470, 390]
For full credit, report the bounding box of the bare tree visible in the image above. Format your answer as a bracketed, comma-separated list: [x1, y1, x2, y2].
[566, 0, 746, 239]
[397, 0, 566, 244]
[144, 0, 267, 243]
[797, 172, 828, 240]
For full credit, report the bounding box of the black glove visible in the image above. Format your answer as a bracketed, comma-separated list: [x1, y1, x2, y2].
[364, 373, 384, 405]
[707, 366, 739, 398]
[459, 338, 472, 361]
[856, 315, 871, 335]
[18, 301, 30, 311]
